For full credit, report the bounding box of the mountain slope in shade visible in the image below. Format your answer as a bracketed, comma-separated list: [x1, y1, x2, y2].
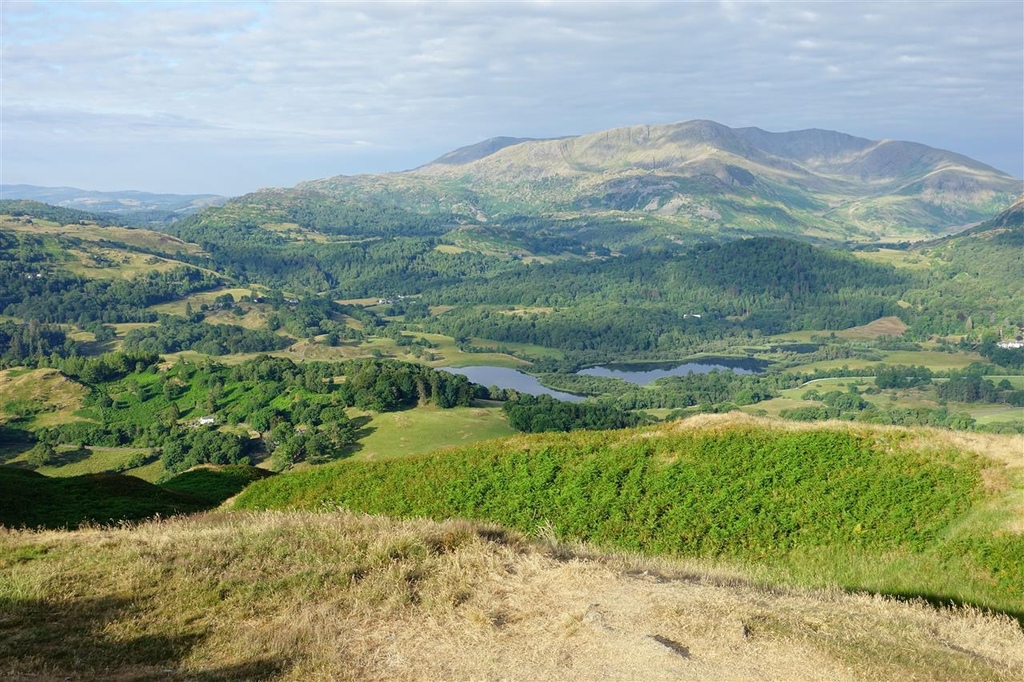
[298, 119, 1020, 241]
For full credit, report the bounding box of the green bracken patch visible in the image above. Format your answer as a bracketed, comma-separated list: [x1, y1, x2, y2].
[233, 420, 1022, 619]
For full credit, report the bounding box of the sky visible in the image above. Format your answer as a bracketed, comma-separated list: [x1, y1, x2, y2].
[2, 0, 1022, 196]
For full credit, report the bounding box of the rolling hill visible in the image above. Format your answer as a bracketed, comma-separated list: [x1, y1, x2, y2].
[0, 185, 228, 225]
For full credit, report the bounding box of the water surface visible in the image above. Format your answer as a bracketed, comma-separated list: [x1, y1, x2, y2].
[441, 366, 585, 402]
[577, 357, 767, 386]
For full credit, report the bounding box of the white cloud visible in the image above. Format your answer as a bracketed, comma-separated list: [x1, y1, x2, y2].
[1, 0, 1020, 194]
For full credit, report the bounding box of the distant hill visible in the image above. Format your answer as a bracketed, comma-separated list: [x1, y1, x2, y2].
[289, 119, 1021, 243]
[0, 184, 227, 220]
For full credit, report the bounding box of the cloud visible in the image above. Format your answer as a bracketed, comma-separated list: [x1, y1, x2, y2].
[2, 0, 1020, 194]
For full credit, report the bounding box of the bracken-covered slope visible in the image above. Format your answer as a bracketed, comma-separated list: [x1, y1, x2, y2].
[295, 119, 1020, 242]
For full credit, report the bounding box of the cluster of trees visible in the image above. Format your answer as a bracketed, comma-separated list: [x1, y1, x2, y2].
[502, 394, 651, 433]
[936, 374, 1024, 406]
[33, 354, 478, 472]
[122, 317, 293, 355]
[159, 426, 253, 473]
[51, 350, 160, 383]
[980, 342, 1024, 371]
[781, 383, 980, 429]
[874, 365, 933, 389]
[0, 320, 76, 364]
[0, 260, 220, 325]
[535, 368, 790, 411]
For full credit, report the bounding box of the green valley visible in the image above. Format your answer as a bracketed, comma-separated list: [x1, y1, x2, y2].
[1, 121, 1022, 680]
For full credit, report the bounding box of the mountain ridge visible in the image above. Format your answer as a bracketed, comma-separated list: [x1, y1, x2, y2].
[291, 119, 1019, 241]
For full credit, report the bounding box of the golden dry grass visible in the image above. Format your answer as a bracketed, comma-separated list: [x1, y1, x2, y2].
[836, 316, 908, 340]
[0, 368, 88, 425]
[2, 510, 1022, 681]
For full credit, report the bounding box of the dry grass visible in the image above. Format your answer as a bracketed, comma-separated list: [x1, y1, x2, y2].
[2, 510, 1022, 681]
[0, 368, 88, 426]
[836, 316, 908, 340]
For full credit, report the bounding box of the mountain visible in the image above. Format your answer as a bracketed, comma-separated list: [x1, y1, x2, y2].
[289, 119, 1020, 243]
[959, 193, 1024, 235]
[0, 184, 227, 218]
[427, 136, 550, 166]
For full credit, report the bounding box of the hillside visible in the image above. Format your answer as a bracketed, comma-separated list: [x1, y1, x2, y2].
[2, 510, 1022, 680]
[235, 415, 1024, 620]
[290, 119, 1021, 242]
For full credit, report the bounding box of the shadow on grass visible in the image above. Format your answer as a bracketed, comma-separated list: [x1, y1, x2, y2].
[159, 465, 275, 505]
[0, 424, 33, 465]
[334, 415, 375, 460]
[882, 589, 1024, 629]
[0, 594, 289, 679]
[51, 445, 93, 467]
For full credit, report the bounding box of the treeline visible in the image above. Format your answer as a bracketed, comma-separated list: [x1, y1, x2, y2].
[536, 369, 790, 411]
[0, 320, 76, 364]
[501, 394, 651, 433]
[980, 342, 1024, 371]
[0, 200, 119, 227]
[936, 374, 1024, 406]
[122, 317, 293, 356]
[0, 261, 220, 325]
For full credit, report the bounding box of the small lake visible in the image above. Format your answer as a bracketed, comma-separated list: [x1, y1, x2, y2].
[577, 357, 767, 386]
[440, 366, 585, 402]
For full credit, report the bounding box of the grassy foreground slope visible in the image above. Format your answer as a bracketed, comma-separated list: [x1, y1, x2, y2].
[2, 511, 1023, 681]
[235, 415, 1024, 620]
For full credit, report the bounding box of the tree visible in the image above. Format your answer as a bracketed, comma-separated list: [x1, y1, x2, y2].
[26, 442, 58, 467]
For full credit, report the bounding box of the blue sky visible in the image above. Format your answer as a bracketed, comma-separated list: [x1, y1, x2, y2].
[2, 0, 1021, 196]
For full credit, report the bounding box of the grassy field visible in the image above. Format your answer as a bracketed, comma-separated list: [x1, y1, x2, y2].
[234, 414, 1024, 622]
[421, 334, 535, 368]
[33, 447, 154, 478]
[787, 349, 987, 374]
[0, 218, 204, 256]
[349, 404, 514, 461]
[3, 510, 1021, 680]
[852, 248, 937, 271]
[147, 287, 261, 316]
[62, 249, 194, 280]
[835, 316, 908, 340]
[0, 368, 89, 429]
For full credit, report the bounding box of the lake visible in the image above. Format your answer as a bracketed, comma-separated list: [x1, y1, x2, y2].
[440, 366, 585, 402]
[577, 357, 767, 385]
